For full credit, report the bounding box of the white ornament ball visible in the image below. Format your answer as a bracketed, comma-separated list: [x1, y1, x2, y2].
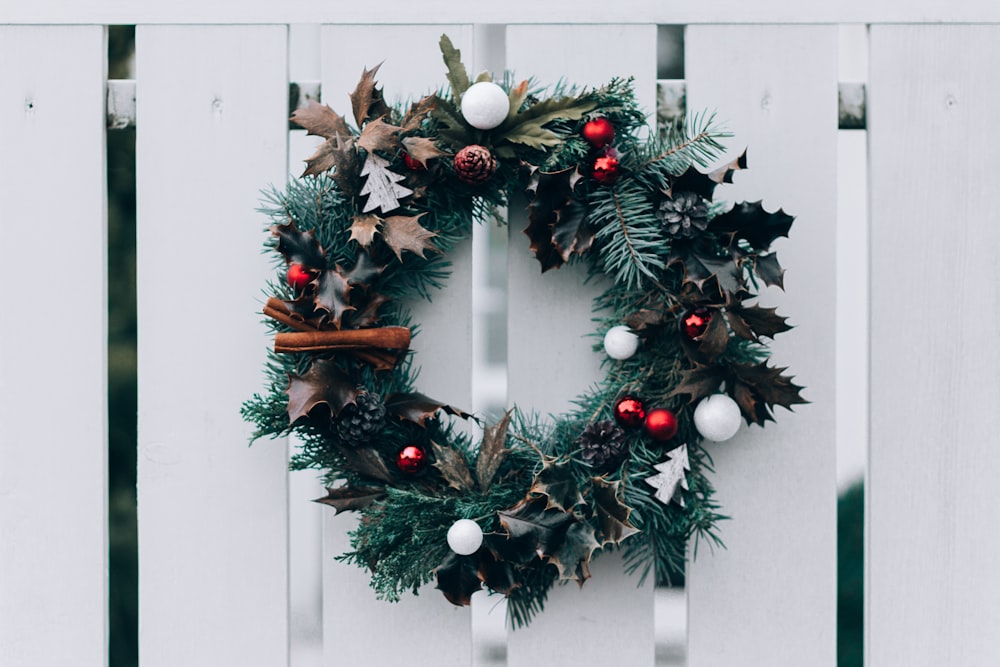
[460, 82, 509, 130]
[603, 325, 640, 360]
[446, 519, 484, 555]
[693, 394, 743, 442]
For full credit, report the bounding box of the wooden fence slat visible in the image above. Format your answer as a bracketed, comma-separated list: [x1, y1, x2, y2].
[135, 25, 290, 666]
[504, 24, 658, 667]
[317, 24, 478, 667]
[0, 25, 108, 667]
[868, 24, 1000, 665]
[684, 25, 839, 666]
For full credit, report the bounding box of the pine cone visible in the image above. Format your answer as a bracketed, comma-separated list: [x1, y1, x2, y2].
[453, 145, 497, 184]
[576, 420, 628, 473]
[333, 391, 386, 446]
[657, 191, 709, 238]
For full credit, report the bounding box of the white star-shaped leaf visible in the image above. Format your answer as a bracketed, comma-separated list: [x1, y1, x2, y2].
[644, 444, 690, 507]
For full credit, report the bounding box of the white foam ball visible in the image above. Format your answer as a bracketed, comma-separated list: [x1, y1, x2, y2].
[693, 394, 743, 442]
[447, 519, 484, 555]
[461, 82, 509, 130]
[603, 325, 639, 360]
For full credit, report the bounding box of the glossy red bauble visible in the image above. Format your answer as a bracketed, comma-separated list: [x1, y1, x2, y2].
[286, 263, 315, 290]
[581, 117, 616, 148]
[644, 408, 679, 441]
[682, 307, 712, 340]
[396, 445, 427, 474]
[591, 148, 620, 185]
[403, 152, 426, 171]
[613, 396, 647, 428]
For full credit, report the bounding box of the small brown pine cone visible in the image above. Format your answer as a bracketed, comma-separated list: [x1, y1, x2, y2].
[576, 419, 629, 473]
[453, 145, 497, 184]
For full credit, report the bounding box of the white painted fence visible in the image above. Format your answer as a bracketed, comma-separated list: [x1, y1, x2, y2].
[2, 6, 999, 666]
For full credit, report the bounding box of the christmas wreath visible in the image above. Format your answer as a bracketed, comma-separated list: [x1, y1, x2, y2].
[243, 35, 804, 626]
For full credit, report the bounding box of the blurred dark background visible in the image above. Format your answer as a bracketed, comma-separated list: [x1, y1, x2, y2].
[104, 25, 863, 667]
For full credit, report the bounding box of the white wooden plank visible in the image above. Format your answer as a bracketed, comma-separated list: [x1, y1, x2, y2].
[867, 24, 1000, 666]
[9, 0, 1000, 26]
[504, 24, 657, 667]
[135, 25, 290, 666]
[684, 25, 838, 665]
[317, 24, 478, 667]
[0, 25, 107, 667]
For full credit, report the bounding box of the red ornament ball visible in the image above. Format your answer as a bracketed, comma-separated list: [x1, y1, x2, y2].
[581, 117, 616, 148]
[613, 396, 647, 428]
[403, 152, 426, 171]
[396, 445, 427, 474]
[644, 408, 679, 441]
[682, 307, 713, 340]
[286, 263, 314, 290]
[591, 149, 620, 185]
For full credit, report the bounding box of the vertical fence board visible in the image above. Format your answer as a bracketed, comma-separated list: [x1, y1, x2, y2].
[0, 25, 107, 667]
[684, 25, 838, 666]
[135, 25, 290, 667]
[505, 24, 658, 667]
[868, 24, 1000, 665]
[317, 24, 478, 666]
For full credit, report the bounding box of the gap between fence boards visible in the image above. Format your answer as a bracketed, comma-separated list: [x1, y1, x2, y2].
[106, 79, 867, 131]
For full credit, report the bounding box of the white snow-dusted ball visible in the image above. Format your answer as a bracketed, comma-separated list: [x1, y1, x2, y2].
[693, 394, 743, 442]
[447, 519, 484, 555]
[461, 82, 509, 130]
[603, 325, 640, 360]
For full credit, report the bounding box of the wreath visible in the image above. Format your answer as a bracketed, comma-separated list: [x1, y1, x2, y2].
[242, 35, 804, 627]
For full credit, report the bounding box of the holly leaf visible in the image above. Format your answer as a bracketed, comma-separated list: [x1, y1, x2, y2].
[476, 410, 511, 492]
[349, 214, 381, 248]
[730, 362, 807, 425]
[347, 293, 390, 329]
[382, 213, 438, 261]
[476, 545, 519, 596]
[430, 440, 475, 492]
[688, 305, 728, 362]
[592, 477, 640, 546]
[435, 552, 481, 606]
[548, 521, 600, 586]
[708, 150, 748, 186]
[644, 444, 690, 507]
[349, 63, 390, 128]
[359, 153, 412, 214]
[752, 252, 785, 289]
[439, 34, 471, 105]
[286, 359, 359, 423]
[342, 249, 384, 288]
[385, 392, 472, 426]
[726, 303, 792, 342]
[671, 364, 727, 403]
[498, 496, 575, 561]
[666, 165, 719, 201]
[709, 200, 794, 251]
[401, 136, 447, 167]
[400, 95, 437, 133]
[313, 268, 355, 328]
[302, 135, 360, 197]
[314, 485, 385, 514]
[290, 101, 352, 140]
[529, 457, 585, 512]
[357, 116, 401, 154]
[271, 221, 326, 268]
[668, 240, 742, 295]
[524, 167, 591, 272]
[338, 446, 395, 484]
[625, 307, 671, 332]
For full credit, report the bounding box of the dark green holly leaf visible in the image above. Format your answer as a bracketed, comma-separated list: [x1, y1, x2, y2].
[347, 293, 390, 329]
[670, 363, 727, 403]
[708, 150, 747, 186]
[271, 221, 326, 269]
[313, 268, 355, 329]
[730, 361, 807, 425]
[726, 303, 792, 342]
[668, 240, 743, 295]
[548, 521, 600, 585]
[286, 359, 359, 423]
[430, 440, 475, 492]
[498, 496, 575, 560]
[690, 305, 729, 362]
[668, 166, 719, 201]
[592, 478, 640, 546]
[476, 410, 511, 492]
[529, 457, 584, 512]
[385, 392, 473, 426]
[625, 307, 670, 332]
[337, 446, 395, 484]
[753, 252, 785, 289]
[476, 545, 519, 596]
[428, 95, 471, 150]
[709, 200, 794, 251]
[435, 552, 481, 606]
[314, 485, 385, 514]
[524, 167, 591, 272]
[343, 249, 384, 288]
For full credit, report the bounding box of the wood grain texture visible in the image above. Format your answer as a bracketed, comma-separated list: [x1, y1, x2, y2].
[684, 24, 838, 666]
[867, 24, 1000, 666]
[504, 24, 657, 667]
[0, 25, 107, 667]
[317, 24, 478, 666]
[135, 25, 290, 667]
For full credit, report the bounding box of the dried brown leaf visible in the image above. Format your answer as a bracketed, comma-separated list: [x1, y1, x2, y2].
[382, 213, 438, 261]
[430, 441, 475, 492]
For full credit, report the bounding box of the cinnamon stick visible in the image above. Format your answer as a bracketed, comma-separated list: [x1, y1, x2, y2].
[274, 326, 411, 371]
[263, 297, 316, 332]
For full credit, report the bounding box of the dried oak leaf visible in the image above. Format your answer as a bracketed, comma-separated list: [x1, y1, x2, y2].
[349, 63, 391, 128]
[435, 552, 481, 606]
[290, 101, 352, 140]
[286, 359, 359, 423]
[476, 410, 511, 492]
[529, 456, 585, 512]
[349, 214, 382, 248]
[549, 521, 600, 586]
[498, 496, 575, 561]
[592, 478, 640, 546]
[709, 200, 794, 251]
[726, 303, 792, 342]
[401, 136, 447, 168]
[385, 392, 472, 426]
[430, 440, 475, 492]
[314, 486, 385, 514]
[271, 221, 326, 268]
[524, 167, 591, 272]
[382, 213, 438, 261]
[357, 116, 402, 154]
[313, 268, 355, 329]
[730, 361, 807, 425]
